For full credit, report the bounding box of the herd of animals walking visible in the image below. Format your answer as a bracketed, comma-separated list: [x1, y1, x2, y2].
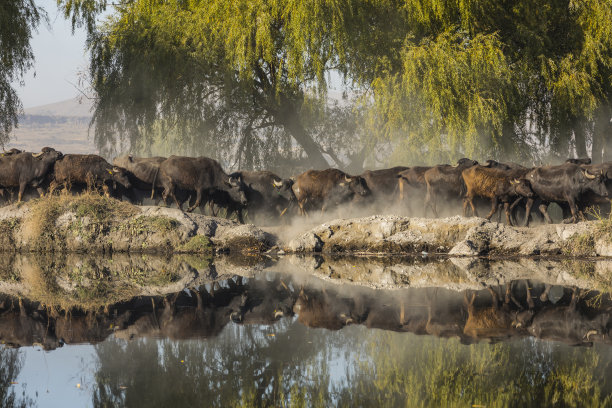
[0, 147, 610, 226]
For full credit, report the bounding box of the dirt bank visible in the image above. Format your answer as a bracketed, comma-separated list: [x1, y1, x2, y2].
[0, 194, 275, 254]
[2, 195, 610, 258]
[282, 215, 612, 257]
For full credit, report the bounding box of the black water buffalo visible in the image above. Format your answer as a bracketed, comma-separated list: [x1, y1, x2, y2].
[0, 147, 63, 201]
[461, 166, 534, 225]
[208, 171, 297, 224]
[1, 148, 24, 156]
[293, 168, 370, 215]
[482, 160, 526, 170]
[52, 154, 131, 195]
[527, 288, 610, 346]
[112, 154, 167, 203]
[523, 163, 608, 225]
[566, 157, 591, 165]
[158, 155, 247, 212]
[423, 158, 479, 217]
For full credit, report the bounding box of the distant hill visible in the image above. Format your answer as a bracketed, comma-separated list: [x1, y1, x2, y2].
[7, 98, 97, 155]
[24, 97, 93, 118]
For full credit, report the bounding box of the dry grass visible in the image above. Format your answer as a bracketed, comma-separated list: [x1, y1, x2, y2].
[22, 191, 138, 251]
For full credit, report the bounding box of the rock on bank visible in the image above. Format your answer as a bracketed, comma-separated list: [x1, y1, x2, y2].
[0, 194, 275, 253]
[284, 215, 612, 257]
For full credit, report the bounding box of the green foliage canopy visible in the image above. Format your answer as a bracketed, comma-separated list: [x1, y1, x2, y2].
[57, 0, 612, 167]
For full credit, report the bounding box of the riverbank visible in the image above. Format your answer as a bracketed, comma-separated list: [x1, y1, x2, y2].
[0, 194, 610, 258]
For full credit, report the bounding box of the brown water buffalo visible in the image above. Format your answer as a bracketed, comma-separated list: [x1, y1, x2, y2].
[396, 166, 431, 214]
[423, 158, 479, 217]
[0, 147, 63, 202]
[293, 287, 354, 330]
[523, 163, 608, 225]
[158, 156, 247, 212]
[293, 168, 370, 215]
[360, 166, 408, 199]
[462, 283, 532, 342]
[52, 154, 131, 195]
[461, 166, 534, 225]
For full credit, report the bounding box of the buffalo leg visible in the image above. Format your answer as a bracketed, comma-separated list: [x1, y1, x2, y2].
[564, 197, 579, 223]
[462, 198, 470, 216]
[485, 198, 498, 220]
[425, 187, 438, 217]
[538, 203, 553, 224]
[17, 182, 27, 203]
[523, 198, 534, 227]
[504, 202, 513, 226]
[236, 208, 244, 224]
[187, 189, 203, 212]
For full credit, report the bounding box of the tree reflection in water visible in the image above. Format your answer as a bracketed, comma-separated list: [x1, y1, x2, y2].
[91, 319, 612, 407]
[0, 347, 33, 408]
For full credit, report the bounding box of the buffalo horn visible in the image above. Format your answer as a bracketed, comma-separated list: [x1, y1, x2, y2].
[451, 163, 459, 168]
[583, 169, 597, 180]
[513, 178, 520, 184]
[32, 152, 43, 158]
[273, 179, 282, 188]
[345, 175, 351, 182]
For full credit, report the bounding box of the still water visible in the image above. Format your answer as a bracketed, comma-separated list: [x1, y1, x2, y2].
[1, 255, 612, 407]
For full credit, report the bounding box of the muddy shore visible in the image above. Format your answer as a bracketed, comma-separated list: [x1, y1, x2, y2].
[0, 196, 609, 258]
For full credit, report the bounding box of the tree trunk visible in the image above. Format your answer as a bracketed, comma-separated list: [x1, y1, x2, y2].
[276, 102, 329, 169]
[595, 105, 612, 163]
[573, 117, 588, 159]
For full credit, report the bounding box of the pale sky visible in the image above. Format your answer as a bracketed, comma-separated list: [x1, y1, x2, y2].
[14, 0, 90, 109]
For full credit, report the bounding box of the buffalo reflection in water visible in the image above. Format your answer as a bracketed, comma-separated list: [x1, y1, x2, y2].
[0, 276, 611, 348]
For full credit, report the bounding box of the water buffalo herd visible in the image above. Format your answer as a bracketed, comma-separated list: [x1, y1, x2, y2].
[0, 147, 610, 226]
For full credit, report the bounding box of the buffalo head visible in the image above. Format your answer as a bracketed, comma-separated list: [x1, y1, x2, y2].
[344, 175, 370, 197]
[582, 169, 608, 197]
[273, 178, 297, 203]
[226, 175, 248, 206]
[509, 178, 535, 198]
[33, 147, 63, 161]
[456, 158, 479, 168]
[110, 166, 132, 189]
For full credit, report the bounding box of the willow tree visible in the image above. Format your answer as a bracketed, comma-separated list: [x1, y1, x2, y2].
[0, 0, 45, 146]
[59, 0, 372, 169]
[365, 0, 612, 164]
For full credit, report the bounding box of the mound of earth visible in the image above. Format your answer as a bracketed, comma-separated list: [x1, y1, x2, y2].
[0, 194, 275, 254]
[283, 215, 612, 257]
